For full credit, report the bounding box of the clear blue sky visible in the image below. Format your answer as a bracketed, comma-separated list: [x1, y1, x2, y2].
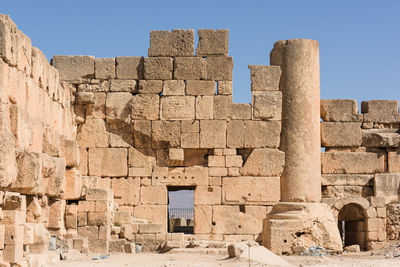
[2, 1, 399, 104]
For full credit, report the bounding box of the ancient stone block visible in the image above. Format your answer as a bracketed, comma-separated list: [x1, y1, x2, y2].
[152, 120, 181, 148]
[140, 186, 167, 205]
[86, 188, 113, 201]
[321, 152, 385, 174]
[252, 91, 282, 120]
[143, 57, 173, 80]
[196, 96, 213, 120]
[4, 225, 24, 244]
[148, 30, 194, 57]
[133, 120, 152, 148]
[196, 29, 228, 56]
[240, 148, 284, 177]
[133, 205, 167, 231]
[78, 226, 98, 240]
[212, 205, 266, 234]
[88, 239, 109, 253]
[200, 120, 226, 148]
[137, 80, 162, 94]
[10, 150, 41, 194]
[88, 148, 128, 177]
[181, 120, 199, 133]
[110, 79, 137, 92]
[222, 177, 280, 204]
[321, 122, 362, 147]
[194, 186, 221, 205]
[88, 212, 111, 226]
[128, 148, 156, 168]
[111, 177, 140, 205]
[60, 138, 80, 168]
[105, 92, 132, 123]
[131, 94, 160, 120]
[0, 131, 18, 187]
[95, 58, 115, 79]
[163, 80, 185, 96]
[213, 95, 232, 120]
[362, 130, 400, 148]
[139, 223, 164, 234]
[206, 56, 233, 81]
[388, 151, 400, 173]
[208, 156, 225, 167]
[194, 205, 212, 234]
[374, 173, 400, 204]
[217, 81, 232, 95]
[152, 166, 209, 186]
[174, 57, 206, 80]
[322, 174, 374, 186]
[3, 244, 23, 263]
[226, 120, 244, 148]
[160, 96, 195, 120]
[320, 99, 362, 122]
[65, 169, 82, 200]
[243, 121, 280, 148]
[322, 185, 373, 198]
[248, 65, 281, 91]
[48, 199, 65, 229]
[186, 80, 215, 96]
[115, 56, 143, 79]
[169, 148, 184, 165]
[78, 148, 88, 175]
[77, 116, 109, 148]
[225, 155, 242, 167]
[209, 167, 227, 177]
[181, 133, 199, 148]
[44, 156, 66, 198]
[362, 100, 400, 123]
[52, 55, 94, 82]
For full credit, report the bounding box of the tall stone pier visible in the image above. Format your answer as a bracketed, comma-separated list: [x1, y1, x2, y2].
[262, 40, 342, 254]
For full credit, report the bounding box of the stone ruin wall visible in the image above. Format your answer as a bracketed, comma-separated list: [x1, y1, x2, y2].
[0, 13, 399, 265]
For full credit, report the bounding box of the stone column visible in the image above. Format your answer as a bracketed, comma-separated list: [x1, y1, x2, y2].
[270, 39, 321, 202]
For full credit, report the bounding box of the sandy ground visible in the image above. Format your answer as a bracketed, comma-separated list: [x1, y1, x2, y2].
[52, 250, 400, 267]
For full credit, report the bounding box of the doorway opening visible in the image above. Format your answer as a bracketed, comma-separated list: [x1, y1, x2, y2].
[338, 203, 366, 250]
[167, 186, 195, 234]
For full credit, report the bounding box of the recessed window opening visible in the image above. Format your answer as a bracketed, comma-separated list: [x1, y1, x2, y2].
[168, 186, 195, 234]
[338, 203, 366, 250]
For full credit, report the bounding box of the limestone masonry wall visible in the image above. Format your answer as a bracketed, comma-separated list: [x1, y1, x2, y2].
[0, 13, 399, 265]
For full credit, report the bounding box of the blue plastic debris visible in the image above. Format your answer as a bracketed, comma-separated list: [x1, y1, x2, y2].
[92, 255, 109, 260]
[301, 246, 328, 257]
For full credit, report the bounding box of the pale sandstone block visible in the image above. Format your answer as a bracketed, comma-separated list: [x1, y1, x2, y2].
[77, 116, 109, 148]
[131, 94, 160, 120]
[362, 130, 400, 148]
[65, 169, 82, 200]
[128, 148, 156, 168]
[133, 120, 152, 148]
[4, 225, 24, 244]
[3, 244, 23, 263]
[109, 133, 130, 148]
[169, 148, 184, 163]
[194, 205, 212, 234]
[388, 151, 400, 173]
[133, 205, 167, 231]
[209, 167, 227, 177]
[248, 65, 281, 91]
[95, 58, 115, 79]
[228, 168, 240, 176]
[152, 166, 208, 186]
[240, 149, 285, 176]
[320, 99, 362, 122]
[163, 80, 185, 96]
[160, 96, 195, 120]
[88, 212, 111, 226]
[152, 120, 181, 148]
[225, 155, 242, 167]
[11, 150, 41, 194]
[186, 80, 215, 96]
[374, 173, 400, 204]
[208, 156, 225, 167]
[243, 121, 280, 148]
[223, 149, 237, 155]
[79, 148, 88, 175]
[138, 80, 162, 94]
[140, 186, 167, 205]
[110, 79, 137, 92]
[44, 156, 66, 198]
[128, 167, 152, 177]
[321, 122, 362, 147]
[209, 176, 222, 186]
[86, 188, 113, 201]
[212, 205, 266, 234]
[226, 120, 244, 148]
[0, 131, 18, 187]
[197, 29, 229, 56]
[194, 186, 221, 205]
[252, 91, 282, 120]
[321, 152, 385, 174]
[105, 92, 133, 123]
[99, 226, 111, 240]
[48, 199, 65, 229]
[362, 100, 400, 123]
[78, 226, 98, 240]
[217, 81, 232, 95]
[174, 57, 206, 80]
[65, 214, 77, 229]
[88, 239, 109, 253]
[75, 92, 95, 104]
[200, 120, 226, 148]
[196, 96, 213, 120]
[366, 218, 386, 232]
[206, 56, 233, 81]
[181, 133, 199, 148]
[213, 95, 232, 120]
[115, 56, 143, 79]
[148, 30, 194, 57]
[88, 148, 128, 177]
[322, 174, 374, 186]
[52, 55, 94, 82]
[60, 138, 80, 168]
[143, 57, 173, 80]
[181, 120, 199, 133]
[2, 210, 25, 225]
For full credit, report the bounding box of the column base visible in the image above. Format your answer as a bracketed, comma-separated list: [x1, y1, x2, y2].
[262, 202, 342, 255]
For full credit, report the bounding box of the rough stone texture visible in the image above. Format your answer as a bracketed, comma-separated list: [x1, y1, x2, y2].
[362, 100, 400, 123]
[137, 80, 162, 94]
[321, 152, 385, 174]
[148, 30, 194, 57]
[388, 151, 400, 173]
[196, 96, 213, 120]
[52, 55, 94, 82]
[194, 205, 212, 234]
[112, 178, 140, 205]
[213, 95, 232, 120]
[206, 56, 233, 81]
[115, 56, 143, 80]
[105, 92, 133, 123]
[320, 99, 362, 122]
[240, 149, 285, 177]
[131, 94, 160, 120]
[152, 167, 208, 186]
[95, 58, 115, 79]
[143, 57, 173, 80]
[232, 104, 251, 120]
[88, 148, 128, 177]
[322, 174, 374, 186]
[252, 91, 282, 120]
[200, 120, 226, 148]
[110, 79, 137, 93]
[141, 186, 167, 205]
[174, 57, 206, 80]
[160, 96, 195, 120]
[248, 65, 281, 91]
[196, 29, 229, 56]
[321, 122, 362, 147]
[194, 186, 221, 205]
[374, 173, 400, 204]
[77, 116, 109, 148]
[243, 121, 280, 148]
[152, 120, 181, 148]
[186, 80, 215, 96]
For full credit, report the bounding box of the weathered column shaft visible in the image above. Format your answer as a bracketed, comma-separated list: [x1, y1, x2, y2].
[270, 39, 321, 202]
